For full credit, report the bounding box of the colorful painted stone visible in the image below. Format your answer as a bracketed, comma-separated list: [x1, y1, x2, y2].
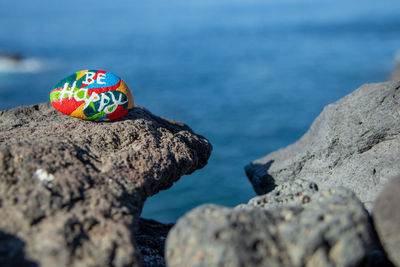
[50, 70, 134, 121]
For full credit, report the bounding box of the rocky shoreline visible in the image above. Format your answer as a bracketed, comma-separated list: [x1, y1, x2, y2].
[0, 81, 399, 266]
[166, 81, 400, 267]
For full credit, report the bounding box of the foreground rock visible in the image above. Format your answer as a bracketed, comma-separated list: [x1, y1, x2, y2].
[373, 175, 400, 266]
[245, 81, 400, 210]
[0, 103, 212, 266]
[166, 179, 388, 267]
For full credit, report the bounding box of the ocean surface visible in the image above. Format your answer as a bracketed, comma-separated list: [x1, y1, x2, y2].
[0, 0, 399, 222]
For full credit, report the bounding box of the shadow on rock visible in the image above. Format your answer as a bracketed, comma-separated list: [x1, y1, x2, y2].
[0, 230, 38, 267]
[245, 160, 276, 195]
[135, 218, 174, 267]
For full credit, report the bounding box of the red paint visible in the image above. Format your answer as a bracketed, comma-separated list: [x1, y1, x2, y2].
[106, 105, 128, 120]
[88, 80, 122, 95]
[52, 97, 84, 116]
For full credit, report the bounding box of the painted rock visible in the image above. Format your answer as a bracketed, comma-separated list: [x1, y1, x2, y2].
[50, 70, 134, 121]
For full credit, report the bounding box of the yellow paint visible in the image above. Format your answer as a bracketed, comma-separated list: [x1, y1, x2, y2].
[117, 80, 134, 109]
[76, 70, 88, 81]
[69, 103, 87, 119]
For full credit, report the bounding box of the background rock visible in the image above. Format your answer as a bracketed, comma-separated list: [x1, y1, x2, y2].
[392, 67, 400, 80]
[373, 175, 400, 266]
[245, 178, 318, 209]
[0, 103, 212, 266]
[245, 81, 400, 210]
[166, 179, 388, 267]
[392, 55, 400, 80]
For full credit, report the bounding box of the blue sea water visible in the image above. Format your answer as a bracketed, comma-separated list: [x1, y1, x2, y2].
[0, 0, 399, 222]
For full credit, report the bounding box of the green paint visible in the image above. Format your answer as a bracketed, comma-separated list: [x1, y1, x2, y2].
[76, 90, 85, 99]
[75, 69, 99, 88]
[50, 91, 60, 102]
[83, 103, 98, 118]
[53, 73, 77, 90]
[87, 111, 106, 121]
[90, 102, 96, 110]
[106, 104, 117, 113]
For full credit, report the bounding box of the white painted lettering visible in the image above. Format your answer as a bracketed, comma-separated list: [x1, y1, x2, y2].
[82, 72, 95, 85]
[71, 89, 128, 115]
[98, 93, 111, 112]
[97, 73, 106, 84]
[83, 92, 100, 109]
[74, 88, 88, 102]
[59, 81, 76, 100]
[103, 92, 128, 114]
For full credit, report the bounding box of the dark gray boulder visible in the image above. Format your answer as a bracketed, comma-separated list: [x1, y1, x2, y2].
[166, 179, 387, 267]
[0, 103, 212, 267]
[373, 175, 400, 266]
[245, 81, 400, 210]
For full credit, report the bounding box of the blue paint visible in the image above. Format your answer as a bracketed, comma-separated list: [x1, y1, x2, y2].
[83, 71, 120, 89]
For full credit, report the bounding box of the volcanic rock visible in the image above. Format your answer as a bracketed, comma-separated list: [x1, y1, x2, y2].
[0, 103, 212, 266]
[166, 179, 388, 267]
[245, 81, 400, 210]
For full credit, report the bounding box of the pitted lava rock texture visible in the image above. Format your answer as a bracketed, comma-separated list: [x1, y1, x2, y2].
[0, 103, 212, 267]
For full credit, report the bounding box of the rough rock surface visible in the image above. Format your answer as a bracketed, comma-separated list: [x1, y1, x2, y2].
[166, 179, 388, 267]
[245, 178, 319, 209]
[135, 218, 174, 267]
[0, 103, 212, 266]
[245, 81, 400, 210]
[373, 175, 400, 266]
